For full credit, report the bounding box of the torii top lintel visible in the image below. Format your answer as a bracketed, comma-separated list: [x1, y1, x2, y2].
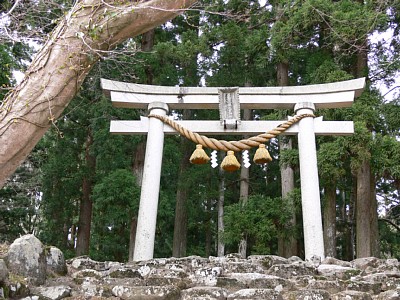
[101, 78, 365, 110]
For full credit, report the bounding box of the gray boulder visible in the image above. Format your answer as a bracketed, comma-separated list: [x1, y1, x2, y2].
[112, 285, 181, 299]
[283, 289, 331, 300]
[317, 264, 360, 280]
[34, 285, 71, 300]
[7, 235, 46, 285]
[181, 286, 228, 300]
[227, 288, 283, 300]
[0, 259, 8, 283]
[374, 290, 400, 300]
[46, 247, 67, 275]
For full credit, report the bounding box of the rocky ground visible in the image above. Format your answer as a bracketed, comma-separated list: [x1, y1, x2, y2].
[0, 235, 399, 299]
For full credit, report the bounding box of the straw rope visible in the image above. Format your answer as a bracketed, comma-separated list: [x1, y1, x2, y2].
[148, 113, 315, 152]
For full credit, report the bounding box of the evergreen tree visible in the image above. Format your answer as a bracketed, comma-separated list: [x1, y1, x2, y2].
[90, 169, 140, 261]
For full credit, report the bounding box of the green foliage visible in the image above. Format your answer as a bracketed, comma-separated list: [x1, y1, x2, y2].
[0, 41, 31, 101]
[0, 44, 16, 99]
[37, 69, 140, 256]
[379, 219, 400, 259]
[280, 147, 299, 169]
[154, 190, 176, 257]
[352, 90, 383, 129]
[224, 194, 293, 255]
[345, 121, 373, 172]
[318, 138, 347, 185]
[271, 0, 389, 58]
[90, 169, 140, 262]
[201, 19, 274, 87]
[0, 156, 41, 242]
[305, 58, 353, 85]
[38, 126, 83, 251]
[374, 134, 400, 180]
[381, 100, 400, 134]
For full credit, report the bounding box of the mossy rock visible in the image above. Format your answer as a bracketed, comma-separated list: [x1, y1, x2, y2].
[73, 277, 84, 285]
[8, 272, 27, 285]
[0, 284, 9, 299]
[109, 268, 142, 278]
[6, 273, 30, 298]
[0, 244, 9, 260]
[344, 269, 362, 279]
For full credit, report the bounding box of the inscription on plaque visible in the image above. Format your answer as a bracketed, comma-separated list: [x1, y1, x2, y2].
[218, 88, 240, 129]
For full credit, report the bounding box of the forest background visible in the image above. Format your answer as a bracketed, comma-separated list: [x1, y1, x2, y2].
[0, 0, 399, 262]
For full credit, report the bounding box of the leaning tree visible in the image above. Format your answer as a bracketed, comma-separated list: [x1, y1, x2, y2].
[0, 0, 198, 188]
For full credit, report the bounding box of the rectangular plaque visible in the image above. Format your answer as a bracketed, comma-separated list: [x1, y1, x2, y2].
[218, 88, 241, 127]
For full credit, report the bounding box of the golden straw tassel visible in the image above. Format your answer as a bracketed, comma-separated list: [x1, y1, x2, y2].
[221, 151, 241, 172]
[190, 144, 210, 164]
[253, 144, 272, 164]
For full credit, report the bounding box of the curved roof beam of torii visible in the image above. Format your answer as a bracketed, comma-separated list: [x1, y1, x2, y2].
[101, 78, 366, 110]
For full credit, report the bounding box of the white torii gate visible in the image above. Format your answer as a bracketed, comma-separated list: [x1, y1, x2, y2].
[101, 78, 365, 261]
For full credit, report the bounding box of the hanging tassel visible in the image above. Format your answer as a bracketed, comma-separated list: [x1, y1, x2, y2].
[221, 151, 241, 172]
[190, 144, 210, 164]
[253, 144, 272, 164]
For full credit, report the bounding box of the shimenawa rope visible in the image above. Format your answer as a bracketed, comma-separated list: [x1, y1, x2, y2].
[148, 113, 315, 152]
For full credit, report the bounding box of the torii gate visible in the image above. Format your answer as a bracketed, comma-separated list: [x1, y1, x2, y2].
[101, 78, 365, 261]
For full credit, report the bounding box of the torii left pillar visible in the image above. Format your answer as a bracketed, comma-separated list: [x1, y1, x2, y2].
[133, 102, 169, 261]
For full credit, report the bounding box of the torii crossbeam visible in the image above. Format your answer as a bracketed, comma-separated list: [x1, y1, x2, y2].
[101, 78, 365, 261]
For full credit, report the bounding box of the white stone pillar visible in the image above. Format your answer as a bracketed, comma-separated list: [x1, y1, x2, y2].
[294, 102, 325, 260]
[134, 102, 169, 261]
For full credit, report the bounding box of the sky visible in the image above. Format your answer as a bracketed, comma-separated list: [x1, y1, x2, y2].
[369, 28, 400, 102]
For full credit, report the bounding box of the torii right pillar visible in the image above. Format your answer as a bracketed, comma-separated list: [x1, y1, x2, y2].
[295, 102, 324, 260]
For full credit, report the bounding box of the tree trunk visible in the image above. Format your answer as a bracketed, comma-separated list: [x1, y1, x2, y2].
[323, 185, 337, 258]
[369, 173, 380, 257]
[355, 41, 368, 79]
[62, 223, 69, 249]
[354, 23, 376, 258]
[69, 224, 76, 249]
[344, 176, 357, 261]
[217, 167, 225, 257]
[173, 185, 189, 257]
[133, 141, 146, 187]
[238, 109, 251, 258]
[76, 129, 96, 256]
[279, 137, 298, 258]
[141, 29, 155, 84]
[277, 61, 298, 258]
[237, 234, 247, 258]
[205, 197, 212, 257]
[128, 217, 137, 262]
[129, 141, 145, 261]
[0, 0, 198, 189]
[277, 61, 289, 86]
[356, 160, 372, 258]
[172, 116, 192, 257]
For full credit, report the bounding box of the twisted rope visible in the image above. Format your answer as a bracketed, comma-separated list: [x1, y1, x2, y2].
[148, 113, 315, 152]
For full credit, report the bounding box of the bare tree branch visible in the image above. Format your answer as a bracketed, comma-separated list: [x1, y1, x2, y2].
[379, 218, 400, 231]
[0, 0, 22, 19]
